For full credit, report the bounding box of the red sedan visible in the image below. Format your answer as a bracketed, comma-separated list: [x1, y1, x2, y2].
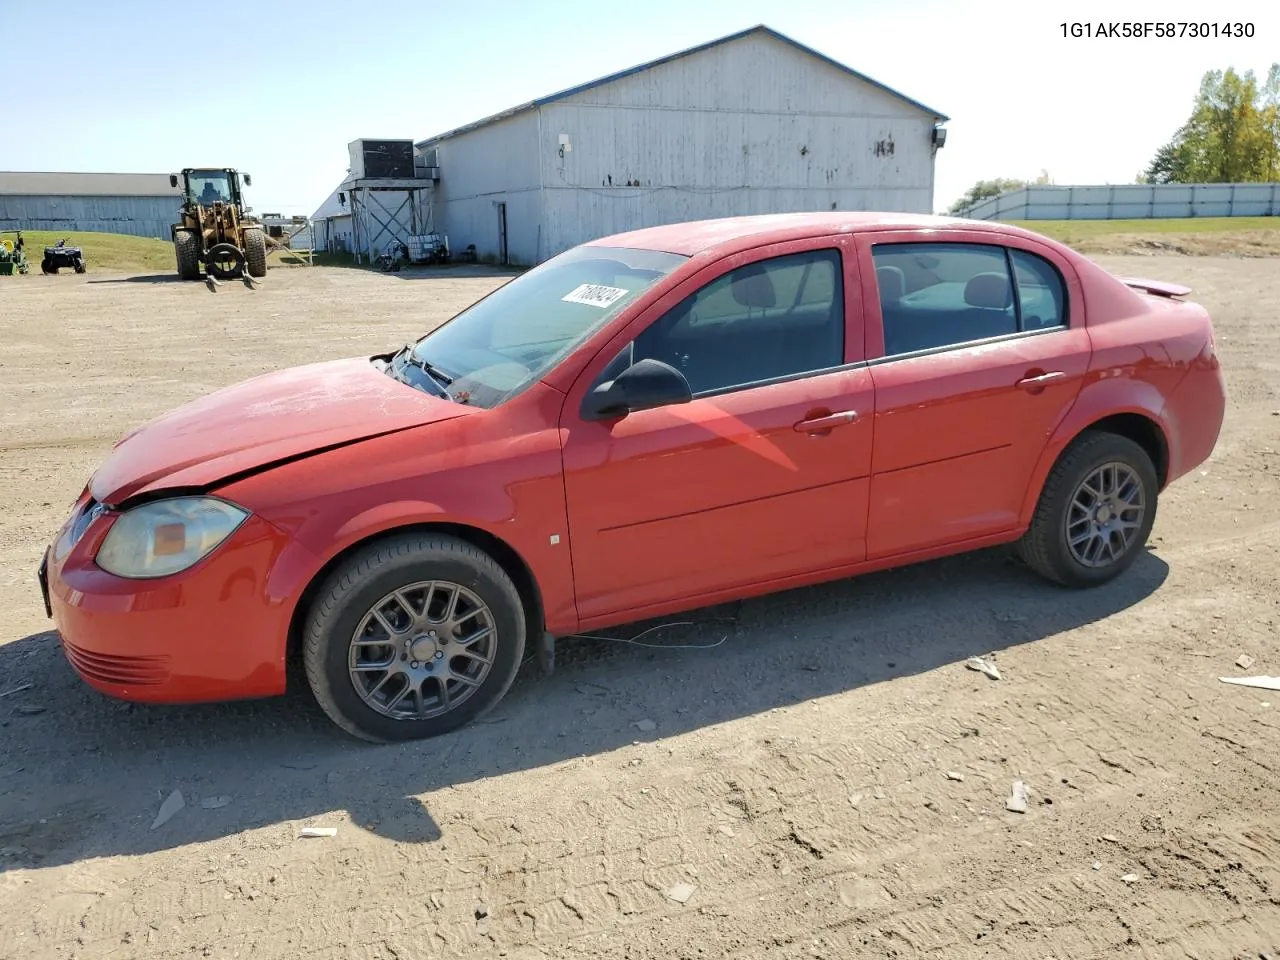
[38, 213, 1226, 742]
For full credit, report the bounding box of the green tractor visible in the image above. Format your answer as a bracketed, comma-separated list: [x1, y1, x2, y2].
[0, 230, 30, 276]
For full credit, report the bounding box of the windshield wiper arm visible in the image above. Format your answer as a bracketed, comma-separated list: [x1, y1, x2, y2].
[391, 344, 454, 397]
[414, 356, 454, 387]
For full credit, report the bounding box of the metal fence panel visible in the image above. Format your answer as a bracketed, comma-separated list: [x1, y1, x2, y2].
[961, 182, 1280, 220]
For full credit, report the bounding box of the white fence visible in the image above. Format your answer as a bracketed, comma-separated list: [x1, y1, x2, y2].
[961, 183, 1280, 221]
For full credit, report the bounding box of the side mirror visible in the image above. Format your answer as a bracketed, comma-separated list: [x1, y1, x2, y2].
[244, 174, 252, 186]
[582, 358, 692, 421]
[169, 174, 178, 188]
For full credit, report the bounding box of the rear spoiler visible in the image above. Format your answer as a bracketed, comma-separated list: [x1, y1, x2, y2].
[1119, 276, 1192, 298]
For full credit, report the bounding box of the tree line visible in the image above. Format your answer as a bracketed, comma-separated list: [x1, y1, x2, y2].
[1141, 64, 1280, 183]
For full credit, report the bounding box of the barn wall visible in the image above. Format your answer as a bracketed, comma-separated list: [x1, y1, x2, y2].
[0, 194, 182, 239]
[422, 111, 543, 265]
[535, 30, 938, 256]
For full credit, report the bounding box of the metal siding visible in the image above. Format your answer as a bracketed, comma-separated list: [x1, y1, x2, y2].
[541, 186, 929, 256]
[0, 194, 180, 238]
[534, 33, 936, 259]
[964, 182, 1280, 220]
[421, 112, 542, 264]
[554, 31, 933, 118]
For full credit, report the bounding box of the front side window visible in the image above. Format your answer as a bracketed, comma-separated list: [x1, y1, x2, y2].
[627, 248, 845, 396]
[403, 245, 688, 408]
[872, 242, 1069, 357]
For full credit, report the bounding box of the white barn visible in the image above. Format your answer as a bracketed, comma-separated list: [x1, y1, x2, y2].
[309, 187, 355, 253]
[414, 24, 948, 266]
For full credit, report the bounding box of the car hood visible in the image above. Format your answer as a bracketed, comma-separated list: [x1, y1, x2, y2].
[90, 357, 468, 505]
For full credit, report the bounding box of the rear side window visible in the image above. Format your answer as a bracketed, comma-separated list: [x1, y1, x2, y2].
[871, 242, 1067, 357]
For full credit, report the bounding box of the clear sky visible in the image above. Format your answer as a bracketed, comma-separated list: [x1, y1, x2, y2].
[2, 0, 1275, 216]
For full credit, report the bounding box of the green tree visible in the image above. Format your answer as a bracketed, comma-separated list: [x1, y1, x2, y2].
[1261, 64, 1280, 180]
[1143, 64, 1280, 183]
[948, 177, 1030, 215]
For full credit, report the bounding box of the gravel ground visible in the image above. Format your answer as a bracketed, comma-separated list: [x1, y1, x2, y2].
[0, 259, 1277, 960]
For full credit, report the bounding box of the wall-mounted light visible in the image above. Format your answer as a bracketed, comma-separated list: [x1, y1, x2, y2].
[558, 133, 572, 158]
[932, 126, 948, 149]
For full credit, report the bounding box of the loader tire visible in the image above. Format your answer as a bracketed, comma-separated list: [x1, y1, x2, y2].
[175, 230, 201, 280]
[243, 228, 267, 278]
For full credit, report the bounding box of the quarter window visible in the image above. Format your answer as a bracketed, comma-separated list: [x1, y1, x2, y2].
[871, 243, 1068, 357]
[1010, 249, 1068, 330]
[629, 248, 845, 396]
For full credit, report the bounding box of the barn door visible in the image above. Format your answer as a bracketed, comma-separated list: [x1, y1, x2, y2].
[496, 202, 509, 266]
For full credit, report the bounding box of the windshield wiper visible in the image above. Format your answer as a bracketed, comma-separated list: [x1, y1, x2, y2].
[391, 344, 454, 398]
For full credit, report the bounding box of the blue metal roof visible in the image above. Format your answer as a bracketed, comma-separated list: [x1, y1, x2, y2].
[415, 24, 948, 147]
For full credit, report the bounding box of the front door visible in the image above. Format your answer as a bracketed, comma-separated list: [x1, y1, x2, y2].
[560, 238, 874, 623]
[855, 232, 1090, 559]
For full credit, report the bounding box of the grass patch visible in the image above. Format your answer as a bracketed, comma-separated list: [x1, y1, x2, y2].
[272, 250, 359, 269]
[1002, 217, 1280, 257]
[1003, 216, 1280, 240]
[5, 230, 175, 274]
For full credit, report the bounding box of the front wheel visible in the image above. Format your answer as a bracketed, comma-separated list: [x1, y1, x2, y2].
[302, 533, 527, 742]
[243, 227, 267, 278]
[1016, 431, 1158, 588]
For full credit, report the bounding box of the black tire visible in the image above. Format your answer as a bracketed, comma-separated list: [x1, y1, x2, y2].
[73, 258, 86, 274]
[41, 258, 56, 275]
[1016, 431, 1158, 588]
[302, 533, 527, 743]
[175, 230, 201, 280]
[243, 227, 267, 278]
[205, 242, 245, 280]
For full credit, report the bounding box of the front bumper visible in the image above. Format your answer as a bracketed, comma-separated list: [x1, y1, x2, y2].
[41, 501, 297, 704]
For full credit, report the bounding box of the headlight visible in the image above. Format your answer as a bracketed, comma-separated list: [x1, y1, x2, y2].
[96, 497, 249, 579]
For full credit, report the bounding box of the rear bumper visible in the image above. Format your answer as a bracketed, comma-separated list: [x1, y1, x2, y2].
[1162, 340, 1227, 485]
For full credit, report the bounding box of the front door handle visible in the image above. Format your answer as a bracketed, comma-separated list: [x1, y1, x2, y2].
[794, 410, 859, 434]
[1016, 371, 1066, 392]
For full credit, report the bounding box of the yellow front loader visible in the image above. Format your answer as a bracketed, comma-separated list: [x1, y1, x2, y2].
[169, 168, 266, 281]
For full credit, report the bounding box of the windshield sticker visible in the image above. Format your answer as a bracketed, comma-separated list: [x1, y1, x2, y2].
[562, 283, 630, 308]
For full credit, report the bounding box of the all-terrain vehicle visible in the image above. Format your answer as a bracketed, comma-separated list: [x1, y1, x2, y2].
[169, 168, 266, 281]
[41, 238, 86, 274]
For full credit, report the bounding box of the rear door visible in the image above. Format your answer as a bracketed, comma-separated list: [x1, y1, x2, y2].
[854, 230, 1090, 559]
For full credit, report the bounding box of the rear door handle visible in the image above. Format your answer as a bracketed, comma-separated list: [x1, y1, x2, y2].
[1016, 371, 1066, 391]
[794, 410, 859, 433]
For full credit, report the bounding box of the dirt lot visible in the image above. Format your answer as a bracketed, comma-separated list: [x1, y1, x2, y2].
[1, 259, 1277, 960]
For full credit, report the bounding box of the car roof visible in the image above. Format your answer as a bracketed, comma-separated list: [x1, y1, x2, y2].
[587, 212, 1051, 258]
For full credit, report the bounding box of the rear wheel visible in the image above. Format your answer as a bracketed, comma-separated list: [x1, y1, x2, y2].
[1016, 431, 1158, 588]
[73, 257, 86, 274]
[174, 230, 201, 280]
[41, 258, 56, 275]
[243, 227, 267, 278]
[302, 533, 527, 743]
